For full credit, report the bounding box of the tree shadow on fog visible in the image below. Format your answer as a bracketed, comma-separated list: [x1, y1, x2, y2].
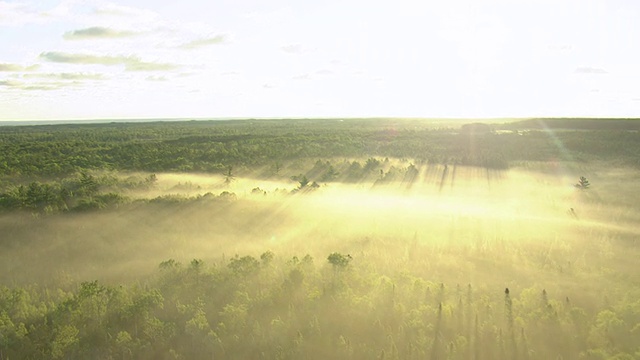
[438, 165, 450, 193]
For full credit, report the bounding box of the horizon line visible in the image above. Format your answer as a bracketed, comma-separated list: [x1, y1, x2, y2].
[2, 115, 640, 125]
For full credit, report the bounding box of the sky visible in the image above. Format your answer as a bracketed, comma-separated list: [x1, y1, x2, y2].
[1, 0, 639, 121]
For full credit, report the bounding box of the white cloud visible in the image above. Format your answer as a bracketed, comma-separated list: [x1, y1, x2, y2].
[0, 63, 40, 72]
[93, 3, 159, 21]
[292, 74, 310, 80]
[146, 75, 167, 81]
[242, 7, 294, 25]
[63, 26, 138, 40]
[0, 78, 82, 91]
[281, 44, 304, 54]
[39, 52, 180, 71]
[575, 67, 608, 75]
[0, 1, 47, 26]
[179, 35, 227, 49]
[21, 72, 105, 80]
[315, 69, 333, 76]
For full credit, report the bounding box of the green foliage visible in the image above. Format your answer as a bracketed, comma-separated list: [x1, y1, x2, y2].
[293, 174, 309, 189]
[218, 191, 237, 201]
[291, 174, 320, 194]
[0, 249, 637, 359]
[51, 324, 79, 359]
[159, 259, 181, 270]
[0, 173, 138, 213]
[228, 255, 260, 276]
[320, 164, 339, 182]
[260, 251, 274, 266]
[1, 119, 638, 181]
[576, 176, 591, 189]
[327, 252, 352, 268]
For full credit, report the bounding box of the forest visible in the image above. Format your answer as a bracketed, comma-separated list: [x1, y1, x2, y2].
[0, 118, 639, 359]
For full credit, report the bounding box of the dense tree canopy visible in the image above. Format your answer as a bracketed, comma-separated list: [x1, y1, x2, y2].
[1, 119, 639, 180]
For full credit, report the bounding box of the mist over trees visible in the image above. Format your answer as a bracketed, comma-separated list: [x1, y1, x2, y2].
[1, 246, 639, 359]
[0, 118, 639, 359]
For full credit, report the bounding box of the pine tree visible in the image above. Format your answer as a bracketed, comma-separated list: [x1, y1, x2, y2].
[224, 166, 235, 185]
[575, 176, 590, 189]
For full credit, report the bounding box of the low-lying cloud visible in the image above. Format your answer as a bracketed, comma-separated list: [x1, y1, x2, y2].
[21, 72, 105, 80]
[0, 63, 40, 72]
[575, 67, 608, 74]
[146, 75, 168, 81]
[63, 27, 138, 40]
[0, 79, 78, 91]
[39, 52, 179, 71]
[179, 35, 227, 49]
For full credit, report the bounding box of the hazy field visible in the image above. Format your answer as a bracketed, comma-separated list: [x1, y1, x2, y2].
[4, 162, 639, 286]
[4, 161, 638, 266]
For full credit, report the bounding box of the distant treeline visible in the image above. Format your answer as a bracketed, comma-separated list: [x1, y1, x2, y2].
[1, 118, 639, 179]
[499, 118, 640, 131]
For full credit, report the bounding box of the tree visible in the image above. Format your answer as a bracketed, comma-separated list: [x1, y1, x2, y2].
[24, 182, 59, 210]
[327, 253, 352, 269]
[145, 174, 157, 187]
[260, 251, 274, 266]
[228, 255, 260, 276]
[290, 174, 312, 193]
[320, 165, 339, 182]
[115, 331, 133, 360]
[79, 172, 99, 197]
[575, 176, 590, 189]
[298, 175, 309, 189]
[51, 325, 79, 359]
[224, 166, 235, 185]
